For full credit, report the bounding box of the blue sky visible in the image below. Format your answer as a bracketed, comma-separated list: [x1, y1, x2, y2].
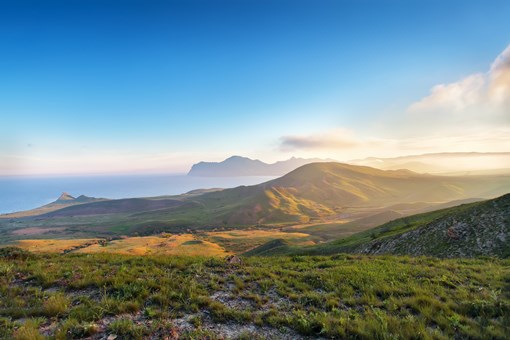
[1, 0, 509, 175]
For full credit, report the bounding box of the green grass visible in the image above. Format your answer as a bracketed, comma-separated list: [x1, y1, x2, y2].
[307, 203, 479, 254]
[248, 200, 488, 257]
[0, 247, 508, 339]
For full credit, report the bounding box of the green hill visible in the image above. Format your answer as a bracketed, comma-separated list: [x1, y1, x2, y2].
[130, 162, 510, 227]
[250, 193, 510, 258]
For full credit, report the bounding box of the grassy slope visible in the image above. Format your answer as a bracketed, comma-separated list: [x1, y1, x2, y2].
[248, 194, 510, 258]
[245, 203, 478, 257]
[1, 249, 508, 339]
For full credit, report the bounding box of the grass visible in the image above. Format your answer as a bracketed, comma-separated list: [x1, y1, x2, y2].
[12, 235, 230, 257]
[75, 234, 229, 256]
[9, 229, 314, 256]
[14, 239, 100, 253]
[0, 247, 508, 339]
[247, 200, 490, 257]
[203, 229, 313, 253]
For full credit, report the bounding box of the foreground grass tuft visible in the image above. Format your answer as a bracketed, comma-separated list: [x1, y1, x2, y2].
[0, 248, 509, 338]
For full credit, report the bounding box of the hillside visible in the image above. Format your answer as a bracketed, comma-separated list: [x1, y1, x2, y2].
[352, 193, 510, 257]
[250, 193, 510, 258]
[2, 163, 510, 243]
[187, 155, 333, 176]
[181, 162, 510, 225]
[0, 193, 105, 219]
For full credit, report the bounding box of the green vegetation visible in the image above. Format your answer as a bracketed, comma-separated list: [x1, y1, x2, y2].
[250, 193, 510, 258]
[2, 163, 509, 245]
[1, 248, 508, 339]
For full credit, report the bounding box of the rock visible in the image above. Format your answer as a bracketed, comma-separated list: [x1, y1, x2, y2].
[225, 255, 242, 265]
[447, 227, 460, 240]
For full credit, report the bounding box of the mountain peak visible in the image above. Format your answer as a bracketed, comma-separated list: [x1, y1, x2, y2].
[57, 192, 75, 202]
[224, 155, 260, 163]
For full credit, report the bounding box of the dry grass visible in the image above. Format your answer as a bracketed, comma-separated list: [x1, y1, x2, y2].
[206, 229, 309, 239]
[203, 229, 312, 253]
[11, 230, 312, 256]
[76, 235, 230, 257]
[14, 239, 100, 253]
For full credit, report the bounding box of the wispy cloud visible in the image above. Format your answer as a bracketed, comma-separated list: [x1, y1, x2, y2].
[280, 129, 364, 151]
[408, 44, 510, 124]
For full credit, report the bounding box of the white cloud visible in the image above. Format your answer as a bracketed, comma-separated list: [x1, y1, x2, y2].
[408, 73, 485, 113]
[408, 44, 510, 124]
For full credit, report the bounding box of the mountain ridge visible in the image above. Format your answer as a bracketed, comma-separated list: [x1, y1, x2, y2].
[349, 152, 510, 174]
[187, 155, 335, 177]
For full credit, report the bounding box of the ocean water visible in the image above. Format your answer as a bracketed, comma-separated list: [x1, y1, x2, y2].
[0, 174, 276, 214]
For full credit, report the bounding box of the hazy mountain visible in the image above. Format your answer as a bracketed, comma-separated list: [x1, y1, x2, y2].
[54, 192, 76, 203]
[349, 152, 510, 175]
[187, 155, 334, 176]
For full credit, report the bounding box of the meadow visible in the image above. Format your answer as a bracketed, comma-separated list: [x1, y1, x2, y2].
[0, 248, 508, 339]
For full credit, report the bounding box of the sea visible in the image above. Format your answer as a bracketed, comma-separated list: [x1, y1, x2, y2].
[0, 174, 276, 214]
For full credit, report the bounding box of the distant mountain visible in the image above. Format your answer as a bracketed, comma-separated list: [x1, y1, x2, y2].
[349, 152, 510, 175]
[187, 156, 334, 177]
[0, 193, 105, 218]
[55, 192, 76, 203]
[44, 197, 185, 217]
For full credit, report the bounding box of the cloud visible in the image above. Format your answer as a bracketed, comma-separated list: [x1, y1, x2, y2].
[408, 73, 485, 113]
[280, 129, 363, 151]
[408, 44, 510, 123]
[279, 129, 396, 154]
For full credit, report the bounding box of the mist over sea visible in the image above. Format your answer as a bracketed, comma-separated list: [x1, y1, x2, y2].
[0, 174, 276, 214]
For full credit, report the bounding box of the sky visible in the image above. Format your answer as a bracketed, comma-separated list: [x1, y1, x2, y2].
[1, 0, 509, 176]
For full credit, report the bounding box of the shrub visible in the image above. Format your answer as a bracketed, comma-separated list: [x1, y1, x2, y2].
[43, 294, 70, 317]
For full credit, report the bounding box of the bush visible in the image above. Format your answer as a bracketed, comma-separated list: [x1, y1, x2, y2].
[43, 294, 70, 317]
